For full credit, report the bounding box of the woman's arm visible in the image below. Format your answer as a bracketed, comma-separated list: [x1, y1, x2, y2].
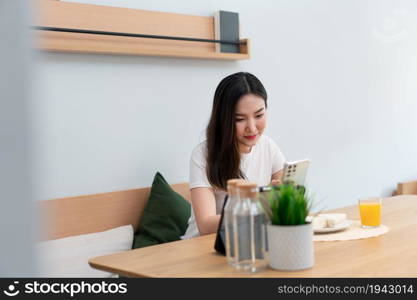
[190, 187, 221, 235]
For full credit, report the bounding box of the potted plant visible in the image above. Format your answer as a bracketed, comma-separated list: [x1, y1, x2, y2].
[265, 182, 314, 271]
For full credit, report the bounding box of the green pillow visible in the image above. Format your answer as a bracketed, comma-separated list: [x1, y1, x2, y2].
[132, 172, 191, 249]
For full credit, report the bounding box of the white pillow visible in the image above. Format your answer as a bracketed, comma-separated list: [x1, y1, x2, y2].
[37, 225, 133, 277]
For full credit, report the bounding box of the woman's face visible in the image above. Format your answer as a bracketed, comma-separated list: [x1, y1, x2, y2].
[234, 93, 267, 153]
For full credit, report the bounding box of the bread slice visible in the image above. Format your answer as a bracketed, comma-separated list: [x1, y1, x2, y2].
[318, 213, 347, 228]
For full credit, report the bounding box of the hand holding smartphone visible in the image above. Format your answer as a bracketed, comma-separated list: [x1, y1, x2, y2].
[282, 159, 310, 186]
[258, 159, 310, 193]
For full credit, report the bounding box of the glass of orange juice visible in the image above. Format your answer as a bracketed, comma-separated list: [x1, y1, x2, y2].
[358, 197, 382, 228]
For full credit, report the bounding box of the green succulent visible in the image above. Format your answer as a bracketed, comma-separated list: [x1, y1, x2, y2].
[267, 182, 310, 226]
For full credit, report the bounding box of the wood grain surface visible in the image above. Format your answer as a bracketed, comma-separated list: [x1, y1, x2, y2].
[89, 195, 417, 277]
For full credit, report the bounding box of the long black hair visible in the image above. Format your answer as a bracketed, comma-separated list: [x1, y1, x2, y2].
[206, 72, 268, 190]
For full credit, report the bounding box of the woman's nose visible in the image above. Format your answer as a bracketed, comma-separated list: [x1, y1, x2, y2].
[246, 118, 257, 133]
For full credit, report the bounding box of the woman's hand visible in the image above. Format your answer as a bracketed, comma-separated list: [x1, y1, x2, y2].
[270, 169, 283, 186]
[270, 178, 281, 186]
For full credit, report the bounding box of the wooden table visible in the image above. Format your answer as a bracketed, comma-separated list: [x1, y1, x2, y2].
[89, 195, 417, 277]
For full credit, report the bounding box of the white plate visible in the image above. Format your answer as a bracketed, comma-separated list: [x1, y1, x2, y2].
[314, 220, 351, 234]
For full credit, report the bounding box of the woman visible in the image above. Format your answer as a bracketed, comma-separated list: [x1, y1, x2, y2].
[181, 72, 285, 239]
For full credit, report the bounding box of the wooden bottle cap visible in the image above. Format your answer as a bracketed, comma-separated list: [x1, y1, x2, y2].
[227, 179, 246, 196]
[237, 182, 258, 198]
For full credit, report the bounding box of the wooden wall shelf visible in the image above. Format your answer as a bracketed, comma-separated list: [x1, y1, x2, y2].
[35, 0, 250, 60]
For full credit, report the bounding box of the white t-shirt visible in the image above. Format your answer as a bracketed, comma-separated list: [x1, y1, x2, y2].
[181, 134, 285, 239]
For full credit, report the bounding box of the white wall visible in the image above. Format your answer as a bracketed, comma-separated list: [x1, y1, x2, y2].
[33, 0, 417, 210]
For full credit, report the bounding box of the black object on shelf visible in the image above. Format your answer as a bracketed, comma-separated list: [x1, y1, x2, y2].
[214, 11, 240, 53]
[32, 26, 244, 47]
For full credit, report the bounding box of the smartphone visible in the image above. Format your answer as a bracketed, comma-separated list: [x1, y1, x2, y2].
[257, 159, 310, 193]
[282, 159, 310, 186]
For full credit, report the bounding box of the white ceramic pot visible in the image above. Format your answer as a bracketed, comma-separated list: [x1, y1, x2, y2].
[267, 223, 314, 271]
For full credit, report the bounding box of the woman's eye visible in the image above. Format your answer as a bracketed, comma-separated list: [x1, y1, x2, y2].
[256, 114, 264, 119]
[236, 118, 245, 122]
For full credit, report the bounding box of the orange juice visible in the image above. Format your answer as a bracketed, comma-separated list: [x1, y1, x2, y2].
[359, 203, 381, 227]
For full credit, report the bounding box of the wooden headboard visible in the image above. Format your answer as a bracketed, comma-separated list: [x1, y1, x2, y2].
[39, 183, 190, 241]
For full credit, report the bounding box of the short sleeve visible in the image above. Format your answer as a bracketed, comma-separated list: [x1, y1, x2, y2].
[270, 138, 286, 174]
[189, 143, 212, 189]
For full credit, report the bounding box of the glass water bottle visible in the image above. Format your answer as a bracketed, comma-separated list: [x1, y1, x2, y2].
[224, 179, 246, 266]
[233, 182, 268, 272]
